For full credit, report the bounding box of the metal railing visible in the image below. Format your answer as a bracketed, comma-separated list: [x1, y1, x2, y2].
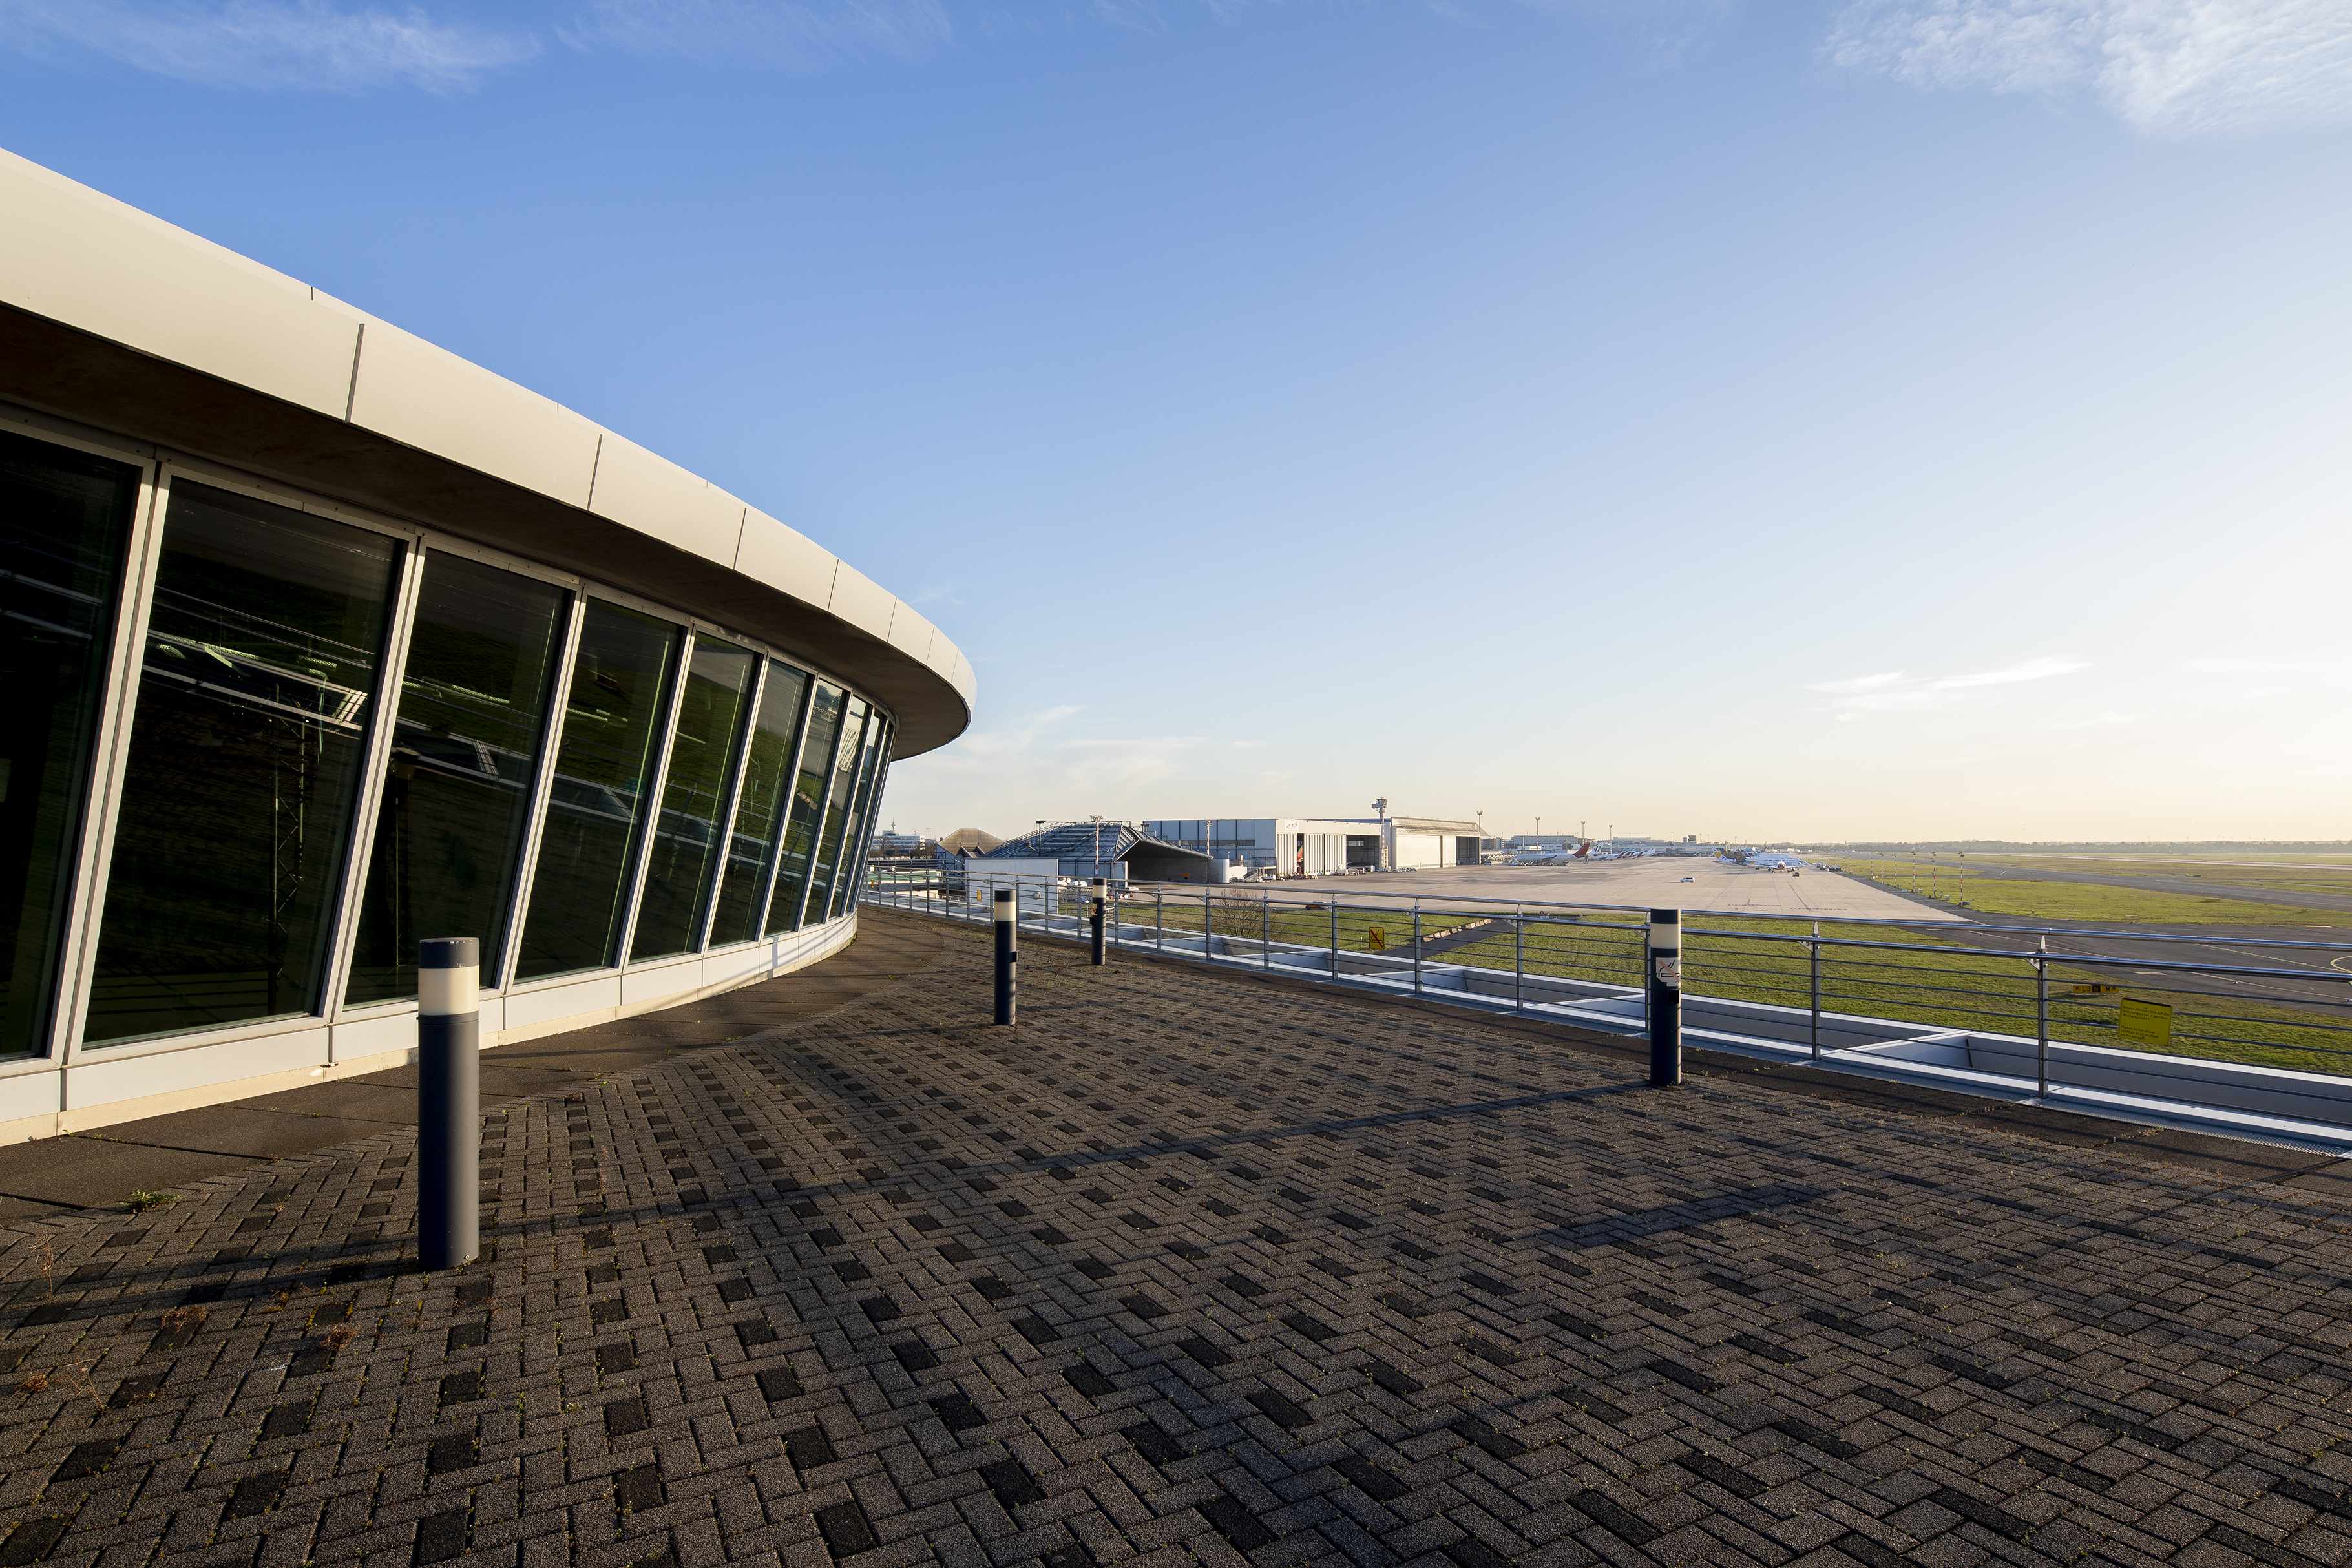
[863, 869, 2352, 1142]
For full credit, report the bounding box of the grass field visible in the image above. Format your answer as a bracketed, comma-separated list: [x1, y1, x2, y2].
[1432, 907, 2352, 1077]
[1834, 857, 2331, 927]
[903, 882, 2352, 1080]
[1969, 855, 2352, 901]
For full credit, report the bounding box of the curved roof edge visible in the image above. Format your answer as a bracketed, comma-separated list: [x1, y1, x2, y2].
[0, 146, 973, 757]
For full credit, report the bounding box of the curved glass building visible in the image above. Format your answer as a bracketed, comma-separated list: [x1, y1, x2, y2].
[0, 150, 972, 1142]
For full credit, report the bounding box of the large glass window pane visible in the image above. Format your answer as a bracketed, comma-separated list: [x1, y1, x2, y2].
[845, 729, 891, 911]
[513, 600, 679, 980]
[827, 720, 887, 919]
[0, 434, 138, 1059]
[344, 554, 566, 1005]
[837, 724, 892, 917]
[629, 640, 757, 961]
[709, 663, 809, 948]
[764, 682, 843, 935]
[807, 696, 870, 919]
[87, 483, 399, 1044]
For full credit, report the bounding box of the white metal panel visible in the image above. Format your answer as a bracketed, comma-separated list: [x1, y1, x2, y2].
[331, 1010, 417, 1064]
[0, 150, 359, 418]
[0, 1070, 61, 1124]
[621, 956, 700, 1007]
[66, 1027, 331, 1109]
[827, 562, 894, 642]
[733, 507, 839, 608]
[504, 973, 622, 1032]
[586, 430, 744, 568]
[346, 317, 603, 508]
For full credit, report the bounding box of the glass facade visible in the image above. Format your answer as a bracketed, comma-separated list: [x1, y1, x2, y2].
[837, 722, 892, 916]
[345, 554, 567, 1004]
[629, 638, 757, 961]
[827, 718, 888, 919]
[513, 600, 680, 981]
[0, 424, 899, 1068]
[709, 663, 810, 948]
[0, 434, 138, 1058]
[88, 483, 401, 1043]
[808, 696, 870, 917]
[766, 682, 844, 935]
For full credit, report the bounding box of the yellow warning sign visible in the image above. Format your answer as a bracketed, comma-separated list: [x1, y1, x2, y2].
[2117, 996, 2174, 1049]
[1367, 926, 1386, 952]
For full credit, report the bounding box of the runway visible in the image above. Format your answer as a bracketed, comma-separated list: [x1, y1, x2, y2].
[1186, 859, 1960, 921]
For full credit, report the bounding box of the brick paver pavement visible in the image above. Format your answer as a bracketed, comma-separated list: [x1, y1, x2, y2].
[5, 908, 2352, 1568]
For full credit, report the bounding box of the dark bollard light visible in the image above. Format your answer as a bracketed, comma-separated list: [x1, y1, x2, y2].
[1089, 877, 1108, 966]
[994, 889, 1017, 1026]
[1647, 909, 1682, 1087]
[417, 937, 481, 1270]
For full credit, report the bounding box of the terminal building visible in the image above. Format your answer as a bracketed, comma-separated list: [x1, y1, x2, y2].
[0, 151, 972, 1143]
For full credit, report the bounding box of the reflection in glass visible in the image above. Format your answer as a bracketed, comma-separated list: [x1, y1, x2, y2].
[708, 663, 809, 947]
[345, 554, 565, 1004]
[87, 483, 399, 1043]
[837, 724, 890, 914]
[0, 434, 136, 1059]
[827, 719, 887, 919]
[807, 697, 870, 917]
[629, 640, 757, 960]
[512, 600, 679, 980]
[765, 682, 843, 934]
[837, 722, 892, 917]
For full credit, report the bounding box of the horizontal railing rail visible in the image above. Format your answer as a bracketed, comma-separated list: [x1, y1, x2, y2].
[861, 868, 2352, 1143]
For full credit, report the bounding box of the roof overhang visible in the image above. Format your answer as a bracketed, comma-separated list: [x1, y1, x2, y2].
[0, 149, 973, 758]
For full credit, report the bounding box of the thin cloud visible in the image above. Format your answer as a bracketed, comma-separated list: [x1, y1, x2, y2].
[1810, 655, 2088, 718]
[0, 0, 537, 90]
[571, 0, 1738, 71]
[921, 703, 1082, 770]
[1807, 671, 1908, 694]
[1825, 0, 2352, 136]
[2183, 655, 2350, 676]
[1929, 656, 2088, 689]
[563, 0, 952, 68]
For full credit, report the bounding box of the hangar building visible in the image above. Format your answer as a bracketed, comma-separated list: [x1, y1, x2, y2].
[1142, 815, 1484, 874]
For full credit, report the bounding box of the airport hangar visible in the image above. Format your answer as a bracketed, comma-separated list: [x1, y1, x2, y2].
[1142, 816, 1484, 874]
[0, 150, 972, 1144]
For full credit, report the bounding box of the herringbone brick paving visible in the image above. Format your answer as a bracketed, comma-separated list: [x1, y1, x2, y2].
[5, 908, 2352, 1568]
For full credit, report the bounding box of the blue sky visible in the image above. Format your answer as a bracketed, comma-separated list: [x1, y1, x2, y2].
[5, 1, 2347, 841]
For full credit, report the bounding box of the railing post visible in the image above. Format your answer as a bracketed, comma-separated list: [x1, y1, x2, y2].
[1330, 899, 1340, 980]
[994, 889, 1016, 1026]
[1090, 877, 1107, 966]
[1412, 901, 1423, 995]
[2035, 934, 2050, 1096]
[1203, 888, 1212, 962]
[1514, 907, 1525, 1012]
[1157, 886, 1165, 954]
[1809, 921, 1822, 1061]
[417, 937, 481, 1271]
[1647, 908, 1682, 1088]
[1262, 891, 1272, 970]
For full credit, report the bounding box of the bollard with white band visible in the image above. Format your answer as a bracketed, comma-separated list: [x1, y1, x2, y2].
[1089, 877, 1108, 967]
[417, 937, 481, 1270]
[994, 888, 1016, 1025]
[1647, 909, 1682, 1089]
